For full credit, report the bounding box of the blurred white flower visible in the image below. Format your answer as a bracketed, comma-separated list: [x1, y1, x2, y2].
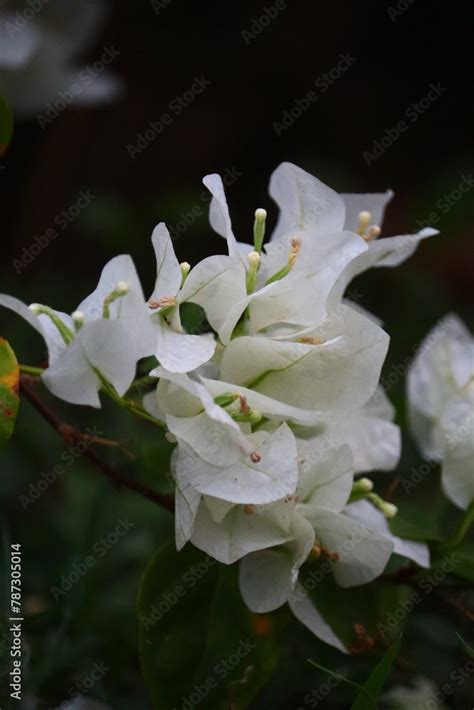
[382, 676, 448, 709]
[0, 0, 122, 117]
[407, 314, 474, 509]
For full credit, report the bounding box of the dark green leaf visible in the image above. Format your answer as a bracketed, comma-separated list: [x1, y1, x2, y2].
[137, 540, 279, 709]
[457, 633, 474, 658]
[350, 635, 402, 710]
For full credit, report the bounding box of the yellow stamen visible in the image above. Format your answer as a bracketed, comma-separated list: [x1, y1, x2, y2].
[297, 336, 324, 345]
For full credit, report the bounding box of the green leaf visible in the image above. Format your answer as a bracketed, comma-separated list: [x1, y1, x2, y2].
[350, 635, 402, 710]
[137, 540, 279, 710]
[0, 338, 20, 446]
[0, 95, 13, 156]
[457, 633, 474, 658]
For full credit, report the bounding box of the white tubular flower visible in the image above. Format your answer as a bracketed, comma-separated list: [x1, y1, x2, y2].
[407, 314, 474, 510]
[0, 254, 155, 407]
[0, 0, 122, 118]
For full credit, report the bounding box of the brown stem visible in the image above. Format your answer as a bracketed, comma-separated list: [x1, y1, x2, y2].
[20, 376, 174, 513]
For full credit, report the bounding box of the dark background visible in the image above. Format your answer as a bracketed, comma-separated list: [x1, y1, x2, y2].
[0, 1, 473, 708]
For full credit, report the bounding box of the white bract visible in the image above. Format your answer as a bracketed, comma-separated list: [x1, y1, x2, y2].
[407, 314, 474, 510]
[0, 0, 121, 117]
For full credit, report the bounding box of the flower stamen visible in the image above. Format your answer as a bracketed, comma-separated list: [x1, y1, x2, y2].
[29, 303, 74, 345]
[148, 296, 177, 310]
[102, 281, 129, 318]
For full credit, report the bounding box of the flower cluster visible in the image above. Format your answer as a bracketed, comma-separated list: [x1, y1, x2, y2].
[1, 162, 438, 649]
[408, 314, 474, 510]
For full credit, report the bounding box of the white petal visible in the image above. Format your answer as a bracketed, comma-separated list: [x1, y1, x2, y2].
[331, 228, 438, 303]
[288, 583, 347, 652]
[179, 254, 247, 335]
[269, 162, 345, 241]
[407, 314, 473, 459]
[240, 549, 295, 613]
[340, 191, 394, 232]
[142, 388, 166, 421]
[203, 174, 242, 260]
[0, 294, 70, 364]
[438, 395, 474, 510]
[43, 320, 136, 407]
[159, 375, 253, 464]
[77, 254, 155, 359]
[203, 495, 234, 524]
[220, 305, 389, 411]
[153, 317, 215, 373]
[175, 423, 299, 505]
[304, 507, 394, 587]
[175, 482, 201, 550]
[150, 222, 182, 299]
[191, 503, 292, 565]
[249, 231, 367, 333]
[345, 500, 430, 568]
[338, 417, 400, 473]
[298, 445, 354, 511]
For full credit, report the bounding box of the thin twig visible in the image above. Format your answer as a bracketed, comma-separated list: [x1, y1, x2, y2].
[20, 376, 174, 513]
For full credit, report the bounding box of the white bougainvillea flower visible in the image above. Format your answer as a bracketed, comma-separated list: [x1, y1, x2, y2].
[407, 314, 474, 509]
[0, 1, 121, 117]
[202, 172, 368, 343]
[0, 254, 154, 406]
[148, 223, 219, 372]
